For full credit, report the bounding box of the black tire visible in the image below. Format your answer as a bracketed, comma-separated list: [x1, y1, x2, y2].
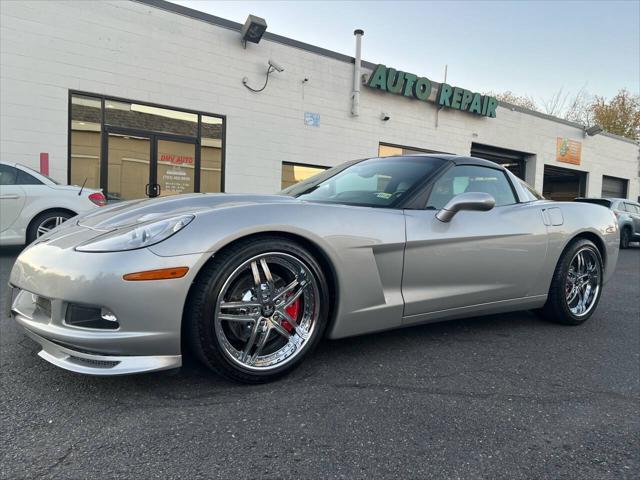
[26, 210, 73, 243]
[185, 236, 329, 383]
[540, 238, 603, 325]
[620, 227, 631, 249]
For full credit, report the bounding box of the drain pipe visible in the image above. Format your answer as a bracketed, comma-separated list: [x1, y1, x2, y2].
[351, 29, 364, 117]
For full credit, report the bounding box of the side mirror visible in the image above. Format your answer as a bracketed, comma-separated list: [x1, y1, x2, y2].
[435, 192, 495, 222]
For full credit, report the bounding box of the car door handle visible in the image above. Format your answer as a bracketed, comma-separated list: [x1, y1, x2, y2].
[0, 194, 20, 199]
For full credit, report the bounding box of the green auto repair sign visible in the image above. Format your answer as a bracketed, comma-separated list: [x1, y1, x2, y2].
[366, 64, 498, 118]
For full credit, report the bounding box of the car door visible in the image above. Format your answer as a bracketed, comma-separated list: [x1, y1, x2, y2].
[402, 164, 549, 321]
[0, 164, 26, 235]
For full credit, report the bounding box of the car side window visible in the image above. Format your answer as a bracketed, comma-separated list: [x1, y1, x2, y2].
[0, 164, 18, 185]
[625, 203, 640, 214]
[16, 169, 43, 185]
[427, 165, 517, 210]
[518, 178, 544, 201]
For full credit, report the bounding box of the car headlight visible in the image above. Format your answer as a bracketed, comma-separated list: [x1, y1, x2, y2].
[76, 215, 194, 252]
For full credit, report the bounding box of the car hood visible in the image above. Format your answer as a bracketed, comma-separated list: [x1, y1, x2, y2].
[76, 193, 300, 230]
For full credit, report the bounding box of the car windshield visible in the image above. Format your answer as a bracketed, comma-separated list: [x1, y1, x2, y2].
[574, 198, 612, 208]
[280, 156, 446, 207]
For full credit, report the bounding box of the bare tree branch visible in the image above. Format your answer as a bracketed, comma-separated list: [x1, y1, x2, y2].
[486, 91, 538, 111]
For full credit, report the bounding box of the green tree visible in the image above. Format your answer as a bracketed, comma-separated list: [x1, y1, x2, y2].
[591, 89, 640, 140]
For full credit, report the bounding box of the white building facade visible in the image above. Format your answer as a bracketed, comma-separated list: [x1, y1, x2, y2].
[1, 0, 638, 202]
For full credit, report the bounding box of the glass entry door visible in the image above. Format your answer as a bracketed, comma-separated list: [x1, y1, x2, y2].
[106, 132, 196, 200]
[107, 132, 151, 201]
[156, 139, 196, 197]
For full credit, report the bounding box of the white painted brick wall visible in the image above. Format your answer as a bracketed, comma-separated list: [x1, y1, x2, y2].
[1, 0, 638, 199]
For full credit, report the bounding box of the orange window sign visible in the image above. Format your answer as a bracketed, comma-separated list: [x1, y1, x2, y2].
[556, 137, 582, 165]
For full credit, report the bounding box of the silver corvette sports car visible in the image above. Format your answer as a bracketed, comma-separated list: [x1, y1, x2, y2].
[8, 155, 619, 383]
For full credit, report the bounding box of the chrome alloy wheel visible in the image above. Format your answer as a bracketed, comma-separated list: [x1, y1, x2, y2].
[214, 252, 320, 371]
[565, 247, 601, 317]
[36, 216, 67, 237]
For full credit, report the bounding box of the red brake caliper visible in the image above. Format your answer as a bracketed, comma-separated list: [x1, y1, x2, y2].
[282, 297, 300, 332]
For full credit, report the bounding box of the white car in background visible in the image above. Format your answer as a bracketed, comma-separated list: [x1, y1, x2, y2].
[0, 161, 106, 245]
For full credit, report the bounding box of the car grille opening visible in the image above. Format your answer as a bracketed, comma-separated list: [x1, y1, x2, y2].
[65, 304, 120, 330]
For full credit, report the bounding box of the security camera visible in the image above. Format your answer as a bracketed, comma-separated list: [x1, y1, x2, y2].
[380, 112, 391, 121]
[268, 59, 284, 73]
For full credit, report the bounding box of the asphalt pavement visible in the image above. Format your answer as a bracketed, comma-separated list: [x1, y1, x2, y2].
[1, 246, 638, 480]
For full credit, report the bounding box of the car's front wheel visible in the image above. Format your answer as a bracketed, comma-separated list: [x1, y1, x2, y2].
[540, 238, 603, 325]
[185, 237, 329, 383]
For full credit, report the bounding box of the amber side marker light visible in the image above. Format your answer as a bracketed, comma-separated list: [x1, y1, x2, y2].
[123, 267, 189, 281]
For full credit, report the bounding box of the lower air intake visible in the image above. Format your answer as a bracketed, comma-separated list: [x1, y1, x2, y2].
[68, 356, 120, 368]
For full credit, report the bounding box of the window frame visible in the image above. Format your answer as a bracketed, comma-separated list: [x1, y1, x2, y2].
[420, 162, 520, 211]
[67, 90, 226, 194]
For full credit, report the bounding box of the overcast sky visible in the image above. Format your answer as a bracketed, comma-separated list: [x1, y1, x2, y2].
[173, 0, 639, 103]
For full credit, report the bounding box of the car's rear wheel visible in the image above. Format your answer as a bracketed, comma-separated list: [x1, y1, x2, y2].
[185, 237, 329, 383]
[620, 227, 631, 249]
[27, 210, 73, 243]
[540, 239, 603, 325]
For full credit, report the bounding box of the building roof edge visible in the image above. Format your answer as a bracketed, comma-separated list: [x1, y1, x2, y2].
[135, 0, 639, 146]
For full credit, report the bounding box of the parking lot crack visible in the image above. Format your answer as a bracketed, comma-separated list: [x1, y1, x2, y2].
[35, 445, 73, 479]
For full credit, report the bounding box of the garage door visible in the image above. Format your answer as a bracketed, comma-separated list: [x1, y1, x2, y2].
[543, 165, 587, 201]
[602, 176, 628, 198]
[470, 143, 528, 179]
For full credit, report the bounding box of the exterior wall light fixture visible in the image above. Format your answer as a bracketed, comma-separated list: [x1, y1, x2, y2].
[241, 14, 267, 48]
[584, 125, 604, 137]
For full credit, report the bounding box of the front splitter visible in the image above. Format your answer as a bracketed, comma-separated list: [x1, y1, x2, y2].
[21, 327, 182, 376]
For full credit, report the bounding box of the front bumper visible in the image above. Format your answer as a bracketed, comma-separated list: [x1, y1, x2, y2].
[21, 328, 181, 375]
[8, 233, 209, 375]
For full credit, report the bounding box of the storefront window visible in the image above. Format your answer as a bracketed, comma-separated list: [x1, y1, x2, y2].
[200, 116, 223, 193]
[105, 100, 198, 136]
[378, 144, 403, 157]
[281, 162, 329, 189]
[68, 93, 225, 198]
[70, 95, 102, 188]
